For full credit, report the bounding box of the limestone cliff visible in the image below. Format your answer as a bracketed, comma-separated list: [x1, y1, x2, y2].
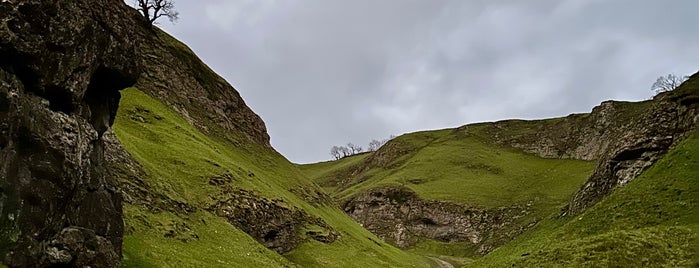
[0, 0, 140, 266]
[343, 186, 530, 254]
[466, 75, 698, 214]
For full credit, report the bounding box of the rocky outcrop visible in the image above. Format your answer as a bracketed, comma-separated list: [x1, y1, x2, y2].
[131, 28, 271, 148]
[0, 0, 141, 266]
[343, 187, 531, 254]
[460, 100, 655, 161]
[457, 75, 699, 215]
[207, 188, 337, 254]
[565, 78, 699, 215]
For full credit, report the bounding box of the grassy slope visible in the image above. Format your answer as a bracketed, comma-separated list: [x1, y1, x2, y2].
[301, 126, 595, 261]
[302, 127, 595, 217]
[114, 88, 434, 267]
[470, 130, 699, 267]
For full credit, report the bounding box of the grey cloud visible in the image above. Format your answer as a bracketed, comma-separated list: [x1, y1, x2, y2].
[155, 0, 699, 163]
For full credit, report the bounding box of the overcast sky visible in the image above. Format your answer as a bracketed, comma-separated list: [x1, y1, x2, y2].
[151, 0, 699, 163]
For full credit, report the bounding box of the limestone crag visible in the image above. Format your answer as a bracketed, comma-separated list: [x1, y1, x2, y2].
[461, 101, 653, 161]
[457, 76, 699, 215]
[207, 188, 337, 254]
[565, 79, 699, 215]
[131, 28, 271, 148]
[0, 0, 141, 266]
[343, 187, 530, 254]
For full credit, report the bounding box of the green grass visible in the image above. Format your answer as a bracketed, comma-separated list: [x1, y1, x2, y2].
[308, 129, 595, 208]
[470, 130, 699, 267]
[300, 123, 596, 260]
[122, 207, 292, 267]
[298, 153, 370, 193]
[113, 88, 434, 267]
[303, 127, 596, 226]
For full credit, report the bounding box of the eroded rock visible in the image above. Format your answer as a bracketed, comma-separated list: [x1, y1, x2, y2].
[343, 186, 530, 254]
[0, 0, 141, 266]
[564, 81, 699, 215]
[207, 188, 337, 254]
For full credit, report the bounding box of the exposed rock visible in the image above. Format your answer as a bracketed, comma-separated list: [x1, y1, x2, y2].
[461, 100, 655, 161]
[564, 80, 699, 215]
[343, 186, 530, 254]
[131, 27, 271, 148]
[0, 0, 141, 266]
[207, 188, 337, 254]
[455, 75, 698, 216]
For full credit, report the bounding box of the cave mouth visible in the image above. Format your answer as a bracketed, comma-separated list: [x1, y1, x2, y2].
[83, 67, 136, 136]
[44, 85, 74, 114]
[263, 230, 279, 242]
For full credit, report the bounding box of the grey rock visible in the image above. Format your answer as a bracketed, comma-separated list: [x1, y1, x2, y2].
[343, 186, 530, 254]
[0, 0, 142, 266]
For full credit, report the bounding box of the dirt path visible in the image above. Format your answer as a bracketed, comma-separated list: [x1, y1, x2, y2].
[428, 257, 455, 268]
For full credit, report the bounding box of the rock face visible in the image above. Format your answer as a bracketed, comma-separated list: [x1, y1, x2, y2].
[0, 0, 141, 266]
[459, 77, 699, 215]
[565, 80, 699, 215]
[461, 101, 654, 161]
[132, 28, 271, 148]
[208, 188, 337, 254]
[343, 187, 530, 254]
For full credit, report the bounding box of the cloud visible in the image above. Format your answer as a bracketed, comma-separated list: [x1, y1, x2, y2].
[157, 0, 699, 163]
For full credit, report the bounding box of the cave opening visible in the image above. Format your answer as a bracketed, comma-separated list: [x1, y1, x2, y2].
[44, 85, 74, 114]
[83, 67, 134, 136]
[263, 230, 279, 242]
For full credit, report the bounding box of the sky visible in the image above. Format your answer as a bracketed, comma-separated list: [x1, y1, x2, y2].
[147, 0, 699, 163]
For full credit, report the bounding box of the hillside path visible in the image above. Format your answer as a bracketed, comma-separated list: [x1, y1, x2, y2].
[428, 257, 455, 268]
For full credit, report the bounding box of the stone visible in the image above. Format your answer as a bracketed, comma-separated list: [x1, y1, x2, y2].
[343, 186, 530, 254]
[0, 0, 142, 266]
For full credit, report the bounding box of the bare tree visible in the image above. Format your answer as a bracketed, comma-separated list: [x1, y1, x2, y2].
[330, 146, 342, 160]
[368, 139, 382, 151]
[338, 146, 350, 158]
[347, 143, 363, 154]
[651, 74, 688, 94]
[135, 0, 179, 26]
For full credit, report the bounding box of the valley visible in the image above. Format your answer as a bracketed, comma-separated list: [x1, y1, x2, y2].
[0, 1, 697, 267]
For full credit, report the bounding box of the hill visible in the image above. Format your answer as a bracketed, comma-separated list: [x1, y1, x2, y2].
[0, 1, 434, 267]
[471, 129, 699, 267]
[105, 18, 435, 268]
[301, 73, 699, 265]
[1, 0, 697, 267]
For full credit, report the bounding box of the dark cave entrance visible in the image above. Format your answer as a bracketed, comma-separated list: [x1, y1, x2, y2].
[83, 66, 136, 136]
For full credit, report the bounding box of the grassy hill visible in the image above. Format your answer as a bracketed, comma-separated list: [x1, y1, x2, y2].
[470, 129, 699, 267]
[302, 128, 595, 211]
[301, 124, 596, 260]
[301, 74, 699, 266]
[112, 88, 434, 267]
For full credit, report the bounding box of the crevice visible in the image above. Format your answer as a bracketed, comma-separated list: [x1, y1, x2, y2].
[0, 88, 9, 113]
[0, 47, 40, 95]
[44, 85, 74, 114]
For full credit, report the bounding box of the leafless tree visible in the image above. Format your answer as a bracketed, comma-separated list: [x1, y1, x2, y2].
[651, 74, 688, 94]
[330, 146, 342, 160]
[135, 0, 179, 26]
[338, 146, 350, 158]
[368, 139, 382, 151]
[347, 143, 363, 154]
